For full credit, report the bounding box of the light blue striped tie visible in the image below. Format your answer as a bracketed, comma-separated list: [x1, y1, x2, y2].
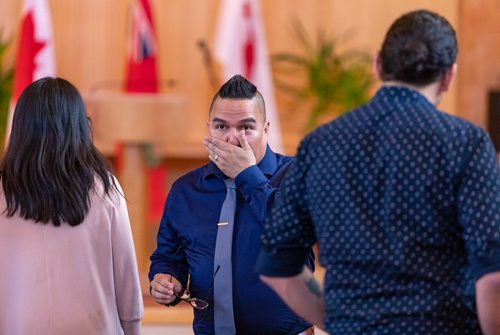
[213, 179, 237, 334]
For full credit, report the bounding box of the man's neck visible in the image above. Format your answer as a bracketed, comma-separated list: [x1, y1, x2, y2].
[382, 81, 442, 106]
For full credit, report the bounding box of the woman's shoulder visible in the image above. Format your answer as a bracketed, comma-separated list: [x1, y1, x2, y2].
[91, 173, 123, 209]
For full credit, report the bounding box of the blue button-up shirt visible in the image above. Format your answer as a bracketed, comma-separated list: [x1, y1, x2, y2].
[150, 146, 313, 334]
[257, 87, 500, 334]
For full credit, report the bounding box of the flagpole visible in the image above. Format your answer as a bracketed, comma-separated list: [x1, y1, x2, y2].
[197, 39, 219, 92]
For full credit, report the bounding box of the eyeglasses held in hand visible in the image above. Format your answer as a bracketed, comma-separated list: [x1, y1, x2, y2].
[169, 246, 220, 310]
[171, 284, 209, 310]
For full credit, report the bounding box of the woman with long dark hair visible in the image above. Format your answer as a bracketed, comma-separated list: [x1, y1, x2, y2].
[0, 77, 143, 334]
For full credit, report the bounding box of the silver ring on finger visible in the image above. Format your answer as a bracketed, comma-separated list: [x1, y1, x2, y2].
[215, 154, 219, 162]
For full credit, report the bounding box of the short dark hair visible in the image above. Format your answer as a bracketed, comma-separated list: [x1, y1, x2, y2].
[379, 9, 458, 86]
[0, 77, 117, 227]
[209, 74, 266, 121]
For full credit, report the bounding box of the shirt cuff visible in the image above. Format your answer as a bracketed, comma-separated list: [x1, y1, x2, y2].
[235, 165, 268, 189]
[255, 246, 309, 277]
[164, 295, 182, 307]
[470, 252, 500, 281]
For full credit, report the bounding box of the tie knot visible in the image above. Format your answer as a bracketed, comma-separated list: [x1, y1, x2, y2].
[224, 179, 236, 189]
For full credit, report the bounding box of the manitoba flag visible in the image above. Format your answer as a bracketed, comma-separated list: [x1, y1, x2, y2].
[7, 0, 55, 143]
[124, 0, 158, 93]
[124, 0, 165, 223]
[214, 0, 283, 152]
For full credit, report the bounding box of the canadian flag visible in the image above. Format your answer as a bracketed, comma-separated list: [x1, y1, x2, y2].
[214, 0, 283, 152]
[7, 0, 55, 142]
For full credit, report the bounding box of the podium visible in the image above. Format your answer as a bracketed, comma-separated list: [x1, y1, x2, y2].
[84, 92, 186, 278]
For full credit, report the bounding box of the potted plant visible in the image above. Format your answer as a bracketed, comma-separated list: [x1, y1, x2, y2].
[273, 20, 373, 132]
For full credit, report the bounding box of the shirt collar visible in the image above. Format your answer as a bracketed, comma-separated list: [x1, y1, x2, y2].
[374, 85, 434, 108]
[203, 145, 277, 180]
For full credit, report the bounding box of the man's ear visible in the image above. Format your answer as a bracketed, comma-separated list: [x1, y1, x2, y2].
[373, 51, 383, 81]
[439, 63, 457, 93]
[263, 120, 270, 139]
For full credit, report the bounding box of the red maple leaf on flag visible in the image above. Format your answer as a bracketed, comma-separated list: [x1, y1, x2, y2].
[13, 12, 46, 100]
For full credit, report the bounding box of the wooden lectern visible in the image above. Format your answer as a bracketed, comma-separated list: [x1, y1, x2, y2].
[84, 92, 186, 280]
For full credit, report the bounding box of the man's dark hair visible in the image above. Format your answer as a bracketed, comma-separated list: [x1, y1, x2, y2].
[379, 9, 458, 86]
[0, 77, 117, 227]
[209, 74, 266, 121]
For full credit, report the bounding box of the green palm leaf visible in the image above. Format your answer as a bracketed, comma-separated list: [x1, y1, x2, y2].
[272, 20, 373, 132]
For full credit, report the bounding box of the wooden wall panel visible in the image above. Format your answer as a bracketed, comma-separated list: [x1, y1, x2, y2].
[153, 0, 220, 146]
[52, 1, 128, 92]
[1, 0, 463, 155]
[458, 0, 500, 128]
[0, 0, 21, 40]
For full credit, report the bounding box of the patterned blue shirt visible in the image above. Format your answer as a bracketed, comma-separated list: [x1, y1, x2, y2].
[150, 146, 314, 334]
[256, 86, 500, 334]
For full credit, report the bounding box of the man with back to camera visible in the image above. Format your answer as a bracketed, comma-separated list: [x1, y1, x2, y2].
[149, 74, 315, 334]
[256, 9, 500, 335]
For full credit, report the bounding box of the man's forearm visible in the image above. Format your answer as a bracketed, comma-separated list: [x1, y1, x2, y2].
[476, 272, 500, 335]
[260, 267, 325, 329]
